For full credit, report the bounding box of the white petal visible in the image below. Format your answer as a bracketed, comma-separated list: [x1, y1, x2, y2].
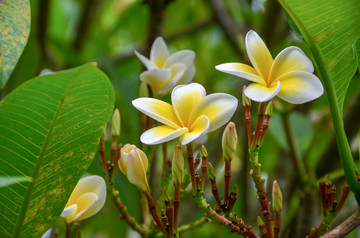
[215, 63, 265, 84]
[132, 98, 181, 128]
[61, 204, 78, 219]
[134, 50, 157, 70]
[189, 93, 238, 132]
[178, 65, 196, 85]
[180, 115, 210, 145]
[141, 126, 188, 145]
[277, 71, 324, 104]
[150, 37, 169, 68]
[126, 149, 149, 192]
[269, 46, 314, 83]
[245, 30, 273, 80]
[140, 68, 172, 95]
[157, 63, 187, 95]
[244, 81, 281, 102]
[171, 83, 206, 127]
[70, 193, 98, 222]
[164, 50, 195, 68]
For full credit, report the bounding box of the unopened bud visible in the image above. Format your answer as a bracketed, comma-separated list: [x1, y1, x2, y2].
[231, 184, 238, 194]
[111, 108, 121, 137]
[242, 86, 251, 107]
[257, 216, 265, 227]
[172, 145, 184, 187]
[265, 101, 273, 117]
[163, 188, 170, 203]
[325, 175, 332, 186]
[207, 162, 216, 180]
[272, 180, 283, 213]
[201, 145, 208, 158]
[222, 122, 238, 162]
[119, 144, 149, 192]
[139, 82, 150, 97]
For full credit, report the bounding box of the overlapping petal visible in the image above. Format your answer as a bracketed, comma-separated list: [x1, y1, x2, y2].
[245, 81, 281, 102]
[215, 63, 265, 84]
[164, 50, 195, 68]
[157, 63, 186, 95]
[172, 83, 206, 127]
[189, 93, 238, 132]
[132, 98, 181, 129]
[245, 30, 273, 80]
[71, 193, 98, 222]
[269, 46, 314, 83]
[140, 126, 188, 145]
[140, 68, 172, 93]
[150, 37, 169, 68]
[135, 51, 157, 70]
[126, 149, 149, 192]
[180, 115, 210, 145]
[277, 71, 324, 104]
[179, 65, 196, 85]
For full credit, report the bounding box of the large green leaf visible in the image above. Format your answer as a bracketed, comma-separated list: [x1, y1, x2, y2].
[0, 0, 31, 90]
[279, 0, 360, 114]
[0, 64, 114, 237]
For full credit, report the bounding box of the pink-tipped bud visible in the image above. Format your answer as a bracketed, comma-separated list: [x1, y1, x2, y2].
[242, 86, 251, 107]
[172, 145, 184, 187]
[272, 180, 283, 213]
[222, 122, 238, 162]
[119, 144, 149, 192]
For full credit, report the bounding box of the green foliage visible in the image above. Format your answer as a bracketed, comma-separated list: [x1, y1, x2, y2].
[279, 0, 360, 115]
[0, 0, 30, 89]
[0, 64, 114, 237]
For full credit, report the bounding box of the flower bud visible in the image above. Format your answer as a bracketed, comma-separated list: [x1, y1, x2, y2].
[139, 82, 150, 98]
[172, 145, 184, 187]
[272, 180, 283, 213]
[61, 175, 106, 223]
[119, 144, 149, 192]
[111, 108, 121, 137]
[201, 145, 208, 158]
[265, 101, 273, 117]
[207, 162, 216, 181]
[222, 122, 238, 162]
[257, 216, 265, 227]
[242, 86, 251, 107]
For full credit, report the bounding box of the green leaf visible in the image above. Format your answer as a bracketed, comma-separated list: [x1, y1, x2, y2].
[0, 63, 114, 237]
[0, 176, 31, 188]
[279, 0, 360, 114]
[0, 0, 31, 90]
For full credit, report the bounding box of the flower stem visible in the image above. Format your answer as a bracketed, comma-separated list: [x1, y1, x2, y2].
[173, 185, 180, 234]
[186, 143, 197, 196]
[65, 222, 72, 238]
[224, 160, 231, 207]
[145, 192, 169, 237]
[161, 142, 168, 187]
[251, 102, 266, 149]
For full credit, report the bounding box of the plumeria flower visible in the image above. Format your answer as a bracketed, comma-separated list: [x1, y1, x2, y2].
[135, 37, 196, 97]
[132, 83, 238, 145]
[216, 30, 323, 103]
[119, 144, 149, 193]
[61, 175, 106, 224]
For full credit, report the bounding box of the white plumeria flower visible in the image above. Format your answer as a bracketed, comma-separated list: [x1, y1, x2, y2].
[61, 175, 106, 223]
[216, 30, 324, 103]
[135, 37, 196, 97]
[132, 83, 238, 145]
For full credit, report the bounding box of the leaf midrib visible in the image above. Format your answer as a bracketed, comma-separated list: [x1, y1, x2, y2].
[12, 67, 87, 238]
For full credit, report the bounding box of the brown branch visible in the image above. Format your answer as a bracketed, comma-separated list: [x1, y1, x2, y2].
[112, 17, 215, 64]
[208, 0, 245, 58]
[73, 0, 103, 52]
[321, 210, 360, 238]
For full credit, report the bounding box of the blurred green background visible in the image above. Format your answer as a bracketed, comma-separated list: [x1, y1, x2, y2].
[5, 0, 360, 237]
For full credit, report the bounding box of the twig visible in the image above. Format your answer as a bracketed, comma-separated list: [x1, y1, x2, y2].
[186, 143, 197, 196]
[321, 210, 360, 238]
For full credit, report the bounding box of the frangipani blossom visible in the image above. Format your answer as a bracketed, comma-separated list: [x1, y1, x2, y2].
[132, 83, 238, 145]
[135, 37, 196, 97]
[61, 175, 106, 223]
[119, 144, 149, 192]
[216, 30, 323, 103]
